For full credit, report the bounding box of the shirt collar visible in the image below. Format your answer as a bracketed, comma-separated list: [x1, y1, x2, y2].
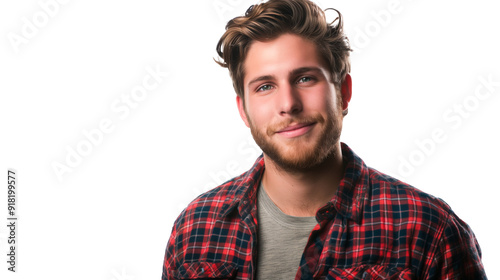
[219, 155, 265, 219]
[219, 142, 370, 224]
[330, 142, 370, 224]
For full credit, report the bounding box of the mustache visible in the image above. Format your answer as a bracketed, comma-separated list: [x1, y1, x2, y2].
[267, 114, 325, 135]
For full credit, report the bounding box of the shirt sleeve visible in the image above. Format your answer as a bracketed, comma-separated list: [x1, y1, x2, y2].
[427, 210, 487, 279]
[162, 220, 179, 280]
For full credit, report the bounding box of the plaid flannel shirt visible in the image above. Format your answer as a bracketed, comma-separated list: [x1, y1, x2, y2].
[162, 143, 486, 279]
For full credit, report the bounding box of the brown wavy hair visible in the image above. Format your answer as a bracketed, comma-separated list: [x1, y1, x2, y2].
[215, 0, 351, 100]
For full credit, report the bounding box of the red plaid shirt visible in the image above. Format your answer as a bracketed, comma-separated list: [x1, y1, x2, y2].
[162, 143, 486, 279]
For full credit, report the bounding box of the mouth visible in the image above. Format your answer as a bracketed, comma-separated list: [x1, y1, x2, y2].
[276, 122, 316, 138]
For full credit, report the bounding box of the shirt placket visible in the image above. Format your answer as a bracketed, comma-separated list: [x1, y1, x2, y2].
[297, 204, 340, 280]
[239, 192, 259, 280]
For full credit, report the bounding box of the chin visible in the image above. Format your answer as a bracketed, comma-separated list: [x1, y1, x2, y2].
[249, 110, 343, 172]
[257, 132, 339, 172]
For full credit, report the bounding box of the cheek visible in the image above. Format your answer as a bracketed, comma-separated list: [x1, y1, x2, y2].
[246, 101, 270, 127]
[307, 86, 338, 112]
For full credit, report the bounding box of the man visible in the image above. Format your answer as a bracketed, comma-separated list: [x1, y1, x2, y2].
[162, 0, 486, 279]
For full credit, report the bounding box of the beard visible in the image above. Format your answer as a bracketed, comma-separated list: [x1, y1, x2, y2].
[247, 107, 343, 173]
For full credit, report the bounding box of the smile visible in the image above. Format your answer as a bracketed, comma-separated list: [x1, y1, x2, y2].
[276, 122, 316, 138]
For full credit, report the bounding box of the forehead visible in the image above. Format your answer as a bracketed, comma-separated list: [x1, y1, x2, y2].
[243, 33, 326, 83]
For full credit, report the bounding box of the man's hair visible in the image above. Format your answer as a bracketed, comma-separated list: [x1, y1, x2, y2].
[215, 0, 352, 99]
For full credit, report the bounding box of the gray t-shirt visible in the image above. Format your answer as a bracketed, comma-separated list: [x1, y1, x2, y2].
[256, 181, 318, 280]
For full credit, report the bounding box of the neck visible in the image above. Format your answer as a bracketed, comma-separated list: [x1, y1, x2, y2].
[261, 142, 345, 217]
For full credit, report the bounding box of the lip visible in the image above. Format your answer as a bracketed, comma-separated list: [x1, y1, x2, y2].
[276, 122, 316, 138]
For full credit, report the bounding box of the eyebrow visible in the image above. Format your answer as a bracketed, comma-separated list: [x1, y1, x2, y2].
[247, 67, 323, 88]
[291, 66, 323, 77]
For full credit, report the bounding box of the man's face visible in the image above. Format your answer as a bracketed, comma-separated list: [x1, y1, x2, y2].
[237, 33, 349, 172]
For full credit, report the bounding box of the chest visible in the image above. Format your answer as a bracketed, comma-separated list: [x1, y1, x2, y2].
[177, 212, 422, 279]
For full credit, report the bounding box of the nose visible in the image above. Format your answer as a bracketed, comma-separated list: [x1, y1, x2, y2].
[277, 83, 303, 116]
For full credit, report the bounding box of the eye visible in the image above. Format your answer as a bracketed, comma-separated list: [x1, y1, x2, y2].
[257, 84, 273, 92]
[297, 76, 315, 84]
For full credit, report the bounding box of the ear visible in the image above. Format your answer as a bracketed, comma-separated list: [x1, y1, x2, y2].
[341, 74, 352, 111]
[236, 95, 250, 128]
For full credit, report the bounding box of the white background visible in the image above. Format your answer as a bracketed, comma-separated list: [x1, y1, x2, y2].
[1, 0, 498, 279]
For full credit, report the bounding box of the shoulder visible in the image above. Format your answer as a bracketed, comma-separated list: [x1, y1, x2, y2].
[173, 173, 246, 227]
[363, 166, 457, 255]
[367, 167, 453, 220]
[340, 143, 452, 223]
[364, 168, 486, 277]
[166, 155, 264, 244]
[172, 154, 264, 230]
[162, 168, 258, 276]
